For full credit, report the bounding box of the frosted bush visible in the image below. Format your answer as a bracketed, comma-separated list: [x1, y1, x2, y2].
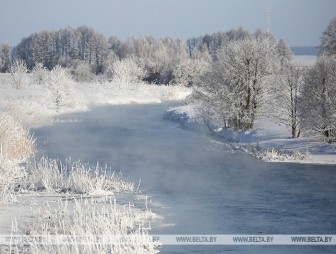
[252, 147, 311, 162]
[109, 58, 144, 85]
[46, 66, 75, 112]
[10, 59, 28, 89]
[0, 113, 35, 161]
[72, 61, 94, 83]
[32, 63, 49, 84]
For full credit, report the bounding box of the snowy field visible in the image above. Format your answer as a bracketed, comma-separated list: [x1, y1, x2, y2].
[291, 55, 317, 67]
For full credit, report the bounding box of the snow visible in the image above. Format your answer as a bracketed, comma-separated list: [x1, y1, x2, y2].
[0, 76, 191, 128]
[0, 74, 191, 253]
[291, 55, 317, 67]
[1, 70, 335, 253]
[166, 104, 336, 165]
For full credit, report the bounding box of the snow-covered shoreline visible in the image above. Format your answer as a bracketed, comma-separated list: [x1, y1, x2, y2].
[0, 77, 191, 253]
[165, 104, 336, 165]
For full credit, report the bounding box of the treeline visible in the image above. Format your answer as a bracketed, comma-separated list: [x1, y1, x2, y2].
[0, 26, 288, 84]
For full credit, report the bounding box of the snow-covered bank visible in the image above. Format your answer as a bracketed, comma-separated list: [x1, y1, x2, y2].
[0, 74, 191, 128]
[0, 76, 191, 253]
[166, 104, 336, 165]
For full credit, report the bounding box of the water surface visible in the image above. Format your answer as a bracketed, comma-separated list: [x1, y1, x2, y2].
[34, 103, 336, 253]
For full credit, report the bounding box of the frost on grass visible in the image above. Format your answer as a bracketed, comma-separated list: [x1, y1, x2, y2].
[2, 158, 159, 253]
[240, 145, 311, 162]
[0, 160, 26, 205]
[9, 198, 159, 254]
[23, 157, 134, 195]
[4, 158, 159, 253]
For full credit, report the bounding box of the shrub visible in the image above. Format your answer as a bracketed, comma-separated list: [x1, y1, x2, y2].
[0, 113, 35, 161]
[46, 66, 75, 112]
[109, 58, 144, 85]
[32, 63, 49, 84]
[10, 59, 28, 89]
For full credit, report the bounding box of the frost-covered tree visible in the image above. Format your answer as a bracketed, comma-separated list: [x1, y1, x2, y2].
[274, 62, 304, 138]
[301, 56, 336, 142]
[10, 59, 28, 89]
[172, 58, 210, 87]
[172, 49, 211, 86]
[103, 51, 118, 74]
[320, 17, 336, 56]
[71, 60, 94, 83]
[109, 58, 144, 85]
[12, 26, 108, 72]
[0, 43, 11, 73]
[46, 66, 75, 112]
[193, 37, 281, 130]
[276, 39, 293, 67]
[32, 63, 48, 84]
[124, 36, 188, 84]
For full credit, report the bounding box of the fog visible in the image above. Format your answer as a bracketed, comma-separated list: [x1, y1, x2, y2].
[34, 102, 336, 253]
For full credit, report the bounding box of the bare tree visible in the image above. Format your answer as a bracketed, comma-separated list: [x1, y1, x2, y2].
[274, 62, 304, 138]
[301, 56, 336, 142]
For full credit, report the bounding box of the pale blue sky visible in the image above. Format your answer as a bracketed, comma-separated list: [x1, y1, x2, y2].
[0, 0, 335, 46]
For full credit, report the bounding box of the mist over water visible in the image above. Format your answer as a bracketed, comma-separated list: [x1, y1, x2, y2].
[34, 103, 336, 253]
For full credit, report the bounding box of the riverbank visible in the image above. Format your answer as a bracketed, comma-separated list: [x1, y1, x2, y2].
[165, 104, 336, 165]
[0, 77, 191, 253]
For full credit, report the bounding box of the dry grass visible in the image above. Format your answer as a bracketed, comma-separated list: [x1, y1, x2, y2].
[0, 113, 34, 205]
[0, 113, 35, 161]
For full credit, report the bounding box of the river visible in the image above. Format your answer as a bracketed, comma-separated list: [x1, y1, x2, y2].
[34, 102, 336, 253]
